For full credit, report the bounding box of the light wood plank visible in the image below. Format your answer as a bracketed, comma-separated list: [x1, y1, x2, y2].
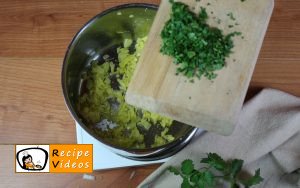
[126, 0, 274, 135]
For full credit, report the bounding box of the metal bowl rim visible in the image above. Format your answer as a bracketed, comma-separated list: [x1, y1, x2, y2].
[61, 3, 197, 154]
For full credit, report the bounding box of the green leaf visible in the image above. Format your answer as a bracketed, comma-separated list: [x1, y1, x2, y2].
[181, 159, 194, 175]
[231, 182, 239, 188]
[190, 172, 200, 184]
[181, 177, 191, 188]
[230, 159, 244, 178]
[213, 64, 223, 70]
[204, 171, 214, 186]
[187, 51, 196, 58]
[200, 153, 227, 171]
[168, 166, 180, 175]
[199, 7, 208, 22]
[241, 169, 264, 187]
[197, 177, 206, 188]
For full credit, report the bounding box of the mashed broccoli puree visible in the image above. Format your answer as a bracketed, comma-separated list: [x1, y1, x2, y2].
[77, 37, 174, 149]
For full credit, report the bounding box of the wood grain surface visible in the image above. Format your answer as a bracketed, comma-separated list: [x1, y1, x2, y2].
[0, 0, 299, 187]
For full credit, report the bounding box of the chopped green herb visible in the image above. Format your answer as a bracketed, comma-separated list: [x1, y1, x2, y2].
[160, 1, 241, 80]
[228, 25, 234, 28]
[168, 153, 264, 188]
[227, 12, 236, 21]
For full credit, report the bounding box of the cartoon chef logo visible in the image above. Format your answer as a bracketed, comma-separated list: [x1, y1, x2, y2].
[16, 145, 49, 173]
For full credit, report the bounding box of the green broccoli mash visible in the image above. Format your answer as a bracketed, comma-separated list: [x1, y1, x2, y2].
[77, 37, 174, 149]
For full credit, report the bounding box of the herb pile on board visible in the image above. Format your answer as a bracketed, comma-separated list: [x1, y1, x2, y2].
[160, 0, 241, 80]
[168, 153, 264, 188]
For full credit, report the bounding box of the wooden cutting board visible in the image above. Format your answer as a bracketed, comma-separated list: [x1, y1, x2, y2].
[126, 0, 274, 135]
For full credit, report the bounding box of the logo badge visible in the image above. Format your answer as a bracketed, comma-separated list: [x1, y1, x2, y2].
[15, 145, 49, 173]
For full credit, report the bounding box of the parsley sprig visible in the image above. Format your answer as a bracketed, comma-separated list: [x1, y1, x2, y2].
[160, 1, 241, 80]
[168, 153, 264, 188]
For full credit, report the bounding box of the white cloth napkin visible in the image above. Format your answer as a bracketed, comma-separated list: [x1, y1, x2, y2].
[139, 89, 300, 188]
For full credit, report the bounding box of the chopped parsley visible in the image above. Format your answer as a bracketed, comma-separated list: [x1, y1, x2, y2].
[160, 1, 241, 80]
[227, 12, 236, 21]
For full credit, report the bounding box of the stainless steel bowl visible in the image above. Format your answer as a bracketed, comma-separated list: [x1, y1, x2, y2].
[62, 3, 197, 161]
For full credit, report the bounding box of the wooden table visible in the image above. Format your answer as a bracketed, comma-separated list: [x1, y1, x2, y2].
[0, 0, 299, 187]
